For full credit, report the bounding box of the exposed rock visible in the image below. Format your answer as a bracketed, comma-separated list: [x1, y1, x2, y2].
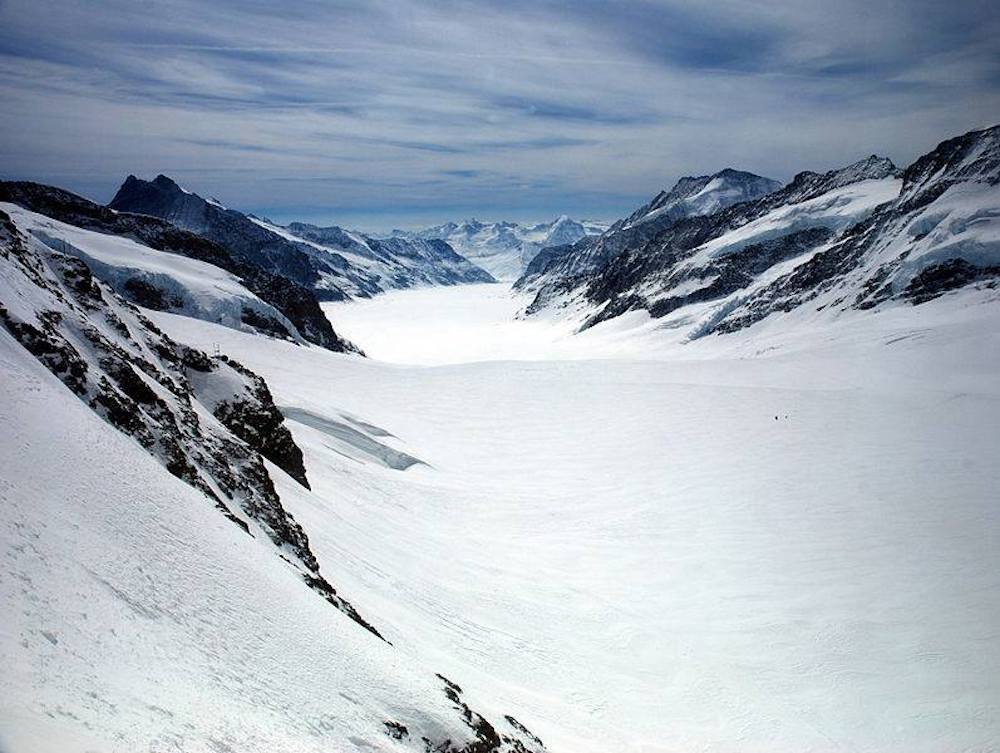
[384, 720, 410, 740]
[416, 675, 547, 753]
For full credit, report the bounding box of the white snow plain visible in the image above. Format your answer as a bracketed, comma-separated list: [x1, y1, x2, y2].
[4, 279, 1000, 752]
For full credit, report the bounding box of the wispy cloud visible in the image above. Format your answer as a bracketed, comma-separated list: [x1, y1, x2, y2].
[0, 0, 997, 227]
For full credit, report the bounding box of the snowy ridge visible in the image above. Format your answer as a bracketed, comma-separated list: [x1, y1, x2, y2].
[270, 218, 496, 293]
[109, 175, 494, 301]
[619, 168, 782, 231]
[0, 209, 384, 636]
[2, 202, 304, 344]
[516, 169, 782, 291]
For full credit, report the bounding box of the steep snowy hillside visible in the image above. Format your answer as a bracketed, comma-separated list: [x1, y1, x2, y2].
[394, 217, 606, 281]
[109, 175, 493, 300]
[518, 126, 999, 341]
[0, 181, 352, 351]
[0, 210, 549, 753]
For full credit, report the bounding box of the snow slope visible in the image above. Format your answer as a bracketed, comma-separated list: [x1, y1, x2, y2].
[0, 327, 539, 753]
[0, 201, 302, 341]
[0, 220, 547, 753]
[152, 281, 1000, 753]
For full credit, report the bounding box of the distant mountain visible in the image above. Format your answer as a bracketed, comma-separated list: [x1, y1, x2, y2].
[516, 126, 1000, 340]
[109, 175, 494, 300]
[0, 181, 356, 352]
[392, 216, 607, 281]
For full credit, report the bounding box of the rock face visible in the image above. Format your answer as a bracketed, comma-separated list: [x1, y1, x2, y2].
[516, 126, 1000, 338]
[394, 216, 607, 281]
[109, 175, 493, 299]
[0, 180, 356, 352]
[0, 209, 381, 639]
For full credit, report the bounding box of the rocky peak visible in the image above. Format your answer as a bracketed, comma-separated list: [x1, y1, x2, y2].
[900, 124, 1000, 207]
[153, 173, 182, 190]
[621, 168, 781, 231]
[779, 154, 900, 206]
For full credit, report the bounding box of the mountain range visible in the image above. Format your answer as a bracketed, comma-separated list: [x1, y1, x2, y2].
[516, 126, 999, 340]
[390, 216, 607, 281]
[110, 175, 495, 300]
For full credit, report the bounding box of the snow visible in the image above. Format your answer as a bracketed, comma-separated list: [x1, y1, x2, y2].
[1, 202, 298, 338]
[878, 181, 1000, 290]
[158, 282, 1000, 752]
[0, 326, 478, 753]
[689, 177, 902, 265]
[4, 245, 1000, 752]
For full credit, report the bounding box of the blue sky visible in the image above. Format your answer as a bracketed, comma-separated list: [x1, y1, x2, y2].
[1, 0, 998, 230]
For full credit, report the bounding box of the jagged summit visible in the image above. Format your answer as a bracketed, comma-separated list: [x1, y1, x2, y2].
[785, 154, 899, 204]
[900, 124, 1000, 206]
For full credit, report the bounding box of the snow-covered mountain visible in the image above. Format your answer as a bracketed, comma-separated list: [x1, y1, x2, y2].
[109, 175, 494, 300]
[517, 126, 999, 340]
[392, 216, 606, 281]
[0, 181, 355, 352]
[617, 168, 782, 231]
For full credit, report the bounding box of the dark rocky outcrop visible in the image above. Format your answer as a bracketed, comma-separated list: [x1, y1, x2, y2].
[417, 675, 547, 753]
[903, 258, 1000, 304]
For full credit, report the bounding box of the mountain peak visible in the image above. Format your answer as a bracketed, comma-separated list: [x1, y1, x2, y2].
[625, 169, 781, 230]
[153, 174, 182, 190]
[900, 123, 1000, 206]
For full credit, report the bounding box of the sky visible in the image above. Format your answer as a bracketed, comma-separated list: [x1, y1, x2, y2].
[1, 0, 998, 231]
